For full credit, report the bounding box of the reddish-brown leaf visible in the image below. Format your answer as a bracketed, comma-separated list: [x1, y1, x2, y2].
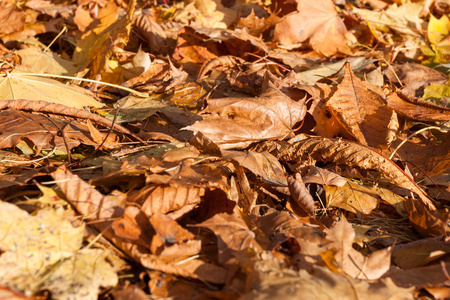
[51, 166, 152, 260]
[325, 64, 394, 148]
[404, 197, 449, 237]
[0, 3, 25, 35]
[287, 173, 315, 216]
[387, 92, 450, 122]
[302, 166, 347, 187]
[0, 109, 99, 154]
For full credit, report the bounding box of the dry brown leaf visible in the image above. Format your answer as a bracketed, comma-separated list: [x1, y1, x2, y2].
[150, 213, 195, 243]
[222, 150, 287, 186]
[0, 100, 141, 141]
[195, 212, 263, 267]
[387, 92, 450, 122]
[303, 165, 347, 187]
[392, 131, 450, 177]
[256, 210, 329, 259]
[404, 197, 449, 237]
[287, 173, 315, 216]
[134, 13, 169, 55]
[325, 64, 394, 148]
[73, 5, 93, 32]
[324, 180, 380, 217]
[392, 237, 450, 269]
[173, 26, 268, 64]
[323, 216, 392, 280]
[131, 184, 205, 217]
[140, 254, 228, 284]
[0, 109, 99, 154]
[198, 55, 245, 80]
[0, 3, 25, 35]
[149, 213, 201, 259]
[385, 64, 448, 98]
[273, 0, 356, 55]
[387, 263, 450, 289]
[51, 166, 152, 260]
[236, 7, 272, 36]
[275, 136, 436, 210]
[184, 77, 306, 149]
[242, 258, 413, 300]
[111, 206, 154, 249]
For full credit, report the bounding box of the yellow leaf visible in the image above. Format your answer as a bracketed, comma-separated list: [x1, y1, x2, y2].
[0, 73, 103, 108]
[428, 14, 450, 44]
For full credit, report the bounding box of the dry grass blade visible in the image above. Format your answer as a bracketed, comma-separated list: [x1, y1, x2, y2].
[277, 137, 436, 210]
[0, 100, 143, 142]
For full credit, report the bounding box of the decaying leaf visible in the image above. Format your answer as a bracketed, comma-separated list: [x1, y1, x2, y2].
[222, 150, 287, 186]
[184, 77, 306, 149]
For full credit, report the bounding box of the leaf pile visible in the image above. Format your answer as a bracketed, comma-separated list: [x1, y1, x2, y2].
[1, 0, 450, 299]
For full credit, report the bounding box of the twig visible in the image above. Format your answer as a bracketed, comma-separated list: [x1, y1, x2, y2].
[67, 105, 121, 169]
[389, 126, 446, 160]
[0, 146, 57, 164]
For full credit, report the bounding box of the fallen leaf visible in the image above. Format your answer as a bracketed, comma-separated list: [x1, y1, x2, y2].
[140, 254, 228, 284]
[303, 165, 347, 187]
[287, 173, 315, 216]
[323, 216, 392, 280]
[222, 150, 287, 186]
[242, 254, 413, 300]
[274, 136, 436, 210]
[184, 76, 306, 149]
[0, 73, 103, 108]
[387, 92, 450, 122]
[404, 197, 449, 237]
[0, 201, 118, 300]
[384, 64, 447, 98]
[0, 109, 99, 154]
[324, 180, 380, 217]
[73, 0, 135, 80]
[273, 0, 356, 55]
[325, 63, 393, 148]
[392, 236, 450, 269]
[0, 3, 25, 35]
[195, 212, 263, 272]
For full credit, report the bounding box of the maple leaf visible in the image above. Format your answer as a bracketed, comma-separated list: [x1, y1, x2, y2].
[273, 0, 356, 55]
